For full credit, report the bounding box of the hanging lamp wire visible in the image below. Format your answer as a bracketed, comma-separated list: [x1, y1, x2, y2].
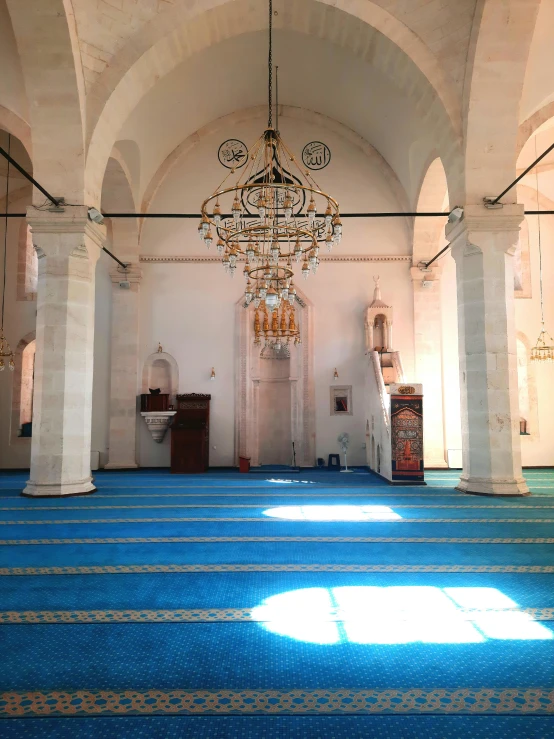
[530, 137, 554, 362]
[0, 133, 15, 372]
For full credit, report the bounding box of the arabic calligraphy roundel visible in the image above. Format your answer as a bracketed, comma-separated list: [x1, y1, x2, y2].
[218, 139, 248, 169]
[302, 141, 331, 170]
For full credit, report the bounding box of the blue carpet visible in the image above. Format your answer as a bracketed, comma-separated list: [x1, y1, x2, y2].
[1, 468, 554, 732]
[2, 715, 554, 738]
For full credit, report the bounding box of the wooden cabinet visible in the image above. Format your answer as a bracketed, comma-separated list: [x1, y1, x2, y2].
[140, 393, 169, 412]
[170, 394, 211, 474]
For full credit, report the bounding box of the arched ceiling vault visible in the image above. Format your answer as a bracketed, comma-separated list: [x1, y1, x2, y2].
[84, 0, 464, 206]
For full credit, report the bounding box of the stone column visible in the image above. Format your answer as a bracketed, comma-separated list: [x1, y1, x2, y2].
[411, 265, 447, 468]
[446, 204, 528, 495]
[105, 264, 142, 469]
[23, 207, 104, 497]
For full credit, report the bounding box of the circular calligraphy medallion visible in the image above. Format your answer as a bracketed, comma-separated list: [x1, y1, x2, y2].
[302, 141, 331, 170]
[218, 139, 248, 169]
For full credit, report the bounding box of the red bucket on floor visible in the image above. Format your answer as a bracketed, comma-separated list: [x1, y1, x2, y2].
[239, 456, 251, 473]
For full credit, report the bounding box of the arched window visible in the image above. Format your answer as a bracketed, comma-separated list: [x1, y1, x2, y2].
[11, 333, 36, 441]
[16, 224, 37, 301]
[516, 333, 538, 438]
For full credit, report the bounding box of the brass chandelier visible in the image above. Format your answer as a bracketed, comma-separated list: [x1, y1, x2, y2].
[199, 0, 342, 350]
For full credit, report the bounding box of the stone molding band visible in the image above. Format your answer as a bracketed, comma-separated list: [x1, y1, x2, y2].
[139, 254, 412, 263]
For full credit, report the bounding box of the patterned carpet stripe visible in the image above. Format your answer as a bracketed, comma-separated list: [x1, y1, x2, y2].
[1, 689, 553, 716]
[1, 607, 553, 623]
[3, 518, 554, 524]
[4, 503, 554, 509]
[3, 564, 554, 575]
[3, 536, 554, 545]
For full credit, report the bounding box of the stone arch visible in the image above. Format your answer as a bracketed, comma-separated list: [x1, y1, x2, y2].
[5, 0, 86, 202]
[16, 221, 37, 301]
[10, 331, 36, 443]
[413, 156, 449, 265]
[84, 0, 463, 205]
[142, 350, 179, 398]
[101, 156, 139, 263]
[463, 0, 541, 204]
[517, 100, 554, 156]
[0, 105, 31, 158]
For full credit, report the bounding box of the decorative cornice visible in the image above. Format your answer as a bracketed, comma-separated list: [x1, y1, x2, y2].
[139, 254, 412, 264]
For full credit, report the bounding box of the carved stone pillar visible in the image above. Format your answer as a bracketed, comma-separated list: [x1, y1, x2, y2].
[446, 204, 528, 495]
[105, 264, 142, 469]
[411, 265, 447, 467]
[23, 207, 104, 497]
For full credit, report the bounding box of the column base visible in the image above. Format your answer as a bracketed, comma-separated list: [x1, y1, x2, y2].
[104, 462, 139, 470]
[21, 479, 97, 498]
[456, 474, 530, 497]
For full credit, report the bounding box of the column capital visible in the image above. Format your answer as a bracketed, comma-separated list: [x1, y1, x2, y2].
[410, 265, 442, 283]
[110, 263, 142, 285]
[26, 205, 106, 252]
[446, 203, 524, 256]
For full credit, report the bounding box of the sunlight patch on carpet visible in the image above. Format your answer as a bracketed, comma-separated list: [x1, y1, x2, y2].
[252, 586, 554, 645]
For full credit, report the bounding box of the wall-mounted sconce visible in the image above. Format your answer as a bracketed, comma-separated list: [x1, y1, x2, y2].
[210, 367, 216, 381]
[333, 368, 339, 380]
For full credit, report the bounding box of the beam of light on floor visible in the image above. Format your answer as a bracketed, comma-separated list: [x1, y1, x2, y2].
[265, 479, 315, 484]
[251, 586, 553, 645]
[262, 505, 402, 520]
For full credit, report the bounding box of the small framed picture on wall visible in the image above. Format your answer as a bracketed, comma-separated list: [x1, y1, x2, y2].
[330, 386, 352, 416]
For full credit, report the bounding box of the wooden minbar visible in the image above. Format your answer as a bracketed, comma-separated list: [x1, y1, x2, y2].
[170, 394, 211, 474]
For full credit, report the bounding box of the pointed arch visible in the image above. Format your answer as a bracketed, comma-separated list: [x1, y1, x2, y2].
[6, 0, 86, 202]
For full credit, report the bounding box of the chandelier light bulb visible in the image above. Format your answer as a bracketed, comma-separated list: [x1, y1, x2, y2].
[333, 216, 342, 236]
[259, 283, 268, 299]
[222, 255, 230, 272]
[198, 217, 209, 241]
[8, 358, 14, 371]
[307, 198, 316, 224]
[216, 238, 225, 255]
[325, 202, 333, 226]
[302, 261, 309, 280]
[326, 233, 333, 251]
[281, 284, 289, 301]
[232, 196, 242, 225]
[213, 201, 222, 225]
[204, 229, 213, 249]
[283, 193, 293, 221]
[253, 296, 261, 308]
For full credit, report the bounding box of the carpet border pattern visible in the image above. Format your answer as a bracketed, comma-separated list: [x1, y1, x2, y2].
[1, 689, 553, 717]
[1, 607, 553, 624]
[2, 564, 554, 576]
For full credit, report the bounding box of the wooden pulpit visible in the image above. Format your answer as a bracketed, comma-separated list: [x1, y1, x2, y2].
[170, 394, 211, 474]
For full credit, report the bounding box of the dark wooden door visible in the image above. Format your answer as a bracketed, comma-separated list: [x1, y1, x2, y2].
[171, 424, 206, 474]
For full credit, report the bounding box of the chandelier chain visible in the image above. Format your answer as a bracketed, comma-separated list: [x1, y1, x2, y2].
[268, 0, 273, 129]
[535, 138, 545, 326]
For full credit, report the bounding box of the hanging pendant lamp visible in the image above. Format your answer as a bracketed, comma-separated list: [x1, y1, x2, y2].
[530, 139, 554, 363]
[0, 133, 15, 372]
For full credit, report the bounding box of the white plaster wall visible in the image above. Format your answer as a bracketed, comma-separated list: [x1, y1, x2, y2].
[136, 116, 413, 467]
[440, 252, 463, 461]
[91, 252, 113, 468]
